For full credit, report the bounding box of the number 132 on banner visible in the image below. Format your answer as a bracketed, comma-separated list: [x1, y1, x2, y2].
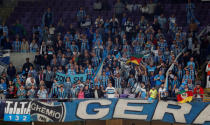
[4, 114, 31, 122]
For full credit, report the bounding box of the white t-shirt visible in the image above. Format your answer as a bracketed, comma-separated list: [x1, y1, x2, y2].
[49, 27, 55, 35]
[26, 77, 36, 86]
[159, 87, 167, 98]
[106, 87, 116, 98]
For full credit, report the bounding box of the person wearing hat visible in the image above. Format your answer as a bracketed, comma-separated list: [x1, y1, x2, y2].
[206, 60, 210, 88]
[193, 82, 204, 102]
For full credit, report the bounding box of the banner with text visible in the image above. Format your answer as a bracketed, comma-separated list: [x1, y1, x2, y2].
[55, 72, 87, 83]
[4, 101, 31, 122]
[29, 99, 210, 125]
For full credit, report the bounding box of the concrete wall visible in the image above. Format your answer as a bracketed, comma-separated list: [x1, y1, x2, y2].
[9, 52, 36, 72]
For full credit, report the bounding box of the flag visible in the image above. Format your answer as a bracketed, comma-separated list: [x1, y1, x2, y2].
[0, 51, 10, 65]
[143, 53, 150, 58]
[176, 90, 193, 103]
[94, 60, 104, 80]
[93, 51, 107, 80]
[126, 55, 143, 65]
[115, 52, 121, 59]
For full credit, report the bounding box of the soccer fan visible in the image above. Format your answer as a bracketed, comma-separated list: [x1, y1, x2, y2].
[30, 39, 39, 53]
[100, 71, 109, 88]
[44, 66, 54, 90]
[27, 85, 36, 99]
[84, 85, 92, 98]
[51, 79, 60, 97]
[70, 84, 78, 99]
[128, 74, 135, 88]
[77, 87, 84, 99]
[17, 85, 26, 99]
[114, 73, 122, 95]
[42, 8, 53, 27]
[22, 58, 33, 76]
[137, 82, 147, 99]
[0, 0, 208, 104]
[158, 83, 167, 101]
[170, 75, 180, 97]
[206, 61, 210, 88]
[20, 38, 29, 52]
[76, 7, 86, 27]
[105, 83, 116, 98]
[93, 85, 104, 98]
[64, 77, 72, 96]
[7, 63, 16, 81]
[37, 85, 48, 99]
[0, 78, 7, 99]
[15, 79, 22, 90]
[193, 83, 204, 102]
[7, 82, 16, 99]
[12, 37, 21, 52]
[154, 71, 165, 88]
[57, 84, 68, 99]
[148, 86, 157, 101]
[25, 77, 37, 90]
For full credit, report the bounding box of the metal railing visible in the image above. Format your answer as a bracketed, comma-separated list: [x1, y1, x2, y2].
[0, 96, 209, 102]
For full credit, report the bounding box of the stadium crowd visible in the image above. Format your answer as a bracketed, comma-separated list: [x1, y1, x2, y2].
[0, 0, 209, 102]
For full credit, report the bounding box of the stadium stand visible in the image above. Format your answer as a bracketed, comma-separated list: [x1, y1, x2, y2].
[0, 0, 210, 124]
[0, 0, 209, 102]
